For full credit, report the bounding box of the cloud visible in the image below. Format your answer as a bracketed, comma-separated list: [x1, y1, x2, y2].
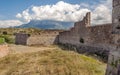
[91, 0, 112, 25]
[92, 5, 111, 25]
[0, 20, 23, 28]
[16, 1, 90, 22]
[16, 0, 112, 25]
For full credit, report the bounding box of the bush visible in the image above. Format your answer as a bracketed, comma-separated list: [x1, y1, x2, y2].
[2, 31, 7, 35]
[0, 37, 5, 44]
[0, 35, 15, 44]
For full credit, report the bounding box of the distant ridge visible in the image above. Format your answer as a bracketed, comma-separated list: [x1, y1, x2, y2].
[15, 20, 74, 29]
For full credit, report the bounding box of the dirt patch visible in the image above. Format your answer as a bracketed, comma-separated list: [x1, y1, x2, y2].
[9, 44, 59, 54]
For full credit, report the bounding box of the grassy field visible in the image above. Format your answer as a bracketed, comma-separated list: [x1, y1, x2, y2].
[0, 46, 106, 75]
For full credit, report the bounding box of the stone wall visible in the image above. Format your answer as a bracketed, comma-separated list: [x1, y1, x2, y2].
[15, 33, 29, 45]
[58, 12, 113, 60]
[87, 24, 114, 50]
[106, 51, 120, 75]
[27, 31, 59, 45]
[15, 30, 61, 46]
[59, 12, 90, 45]
[106, 0, 120, 75]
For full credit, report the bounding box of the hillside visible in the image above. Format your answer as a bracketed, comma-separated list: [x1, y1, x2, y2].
[0, 45, 106, 75]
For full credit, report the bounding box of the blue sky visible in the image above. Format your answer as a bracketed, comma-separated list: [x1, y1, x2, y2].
[0, 0, 112, 28]
[0, 0, 100, 20]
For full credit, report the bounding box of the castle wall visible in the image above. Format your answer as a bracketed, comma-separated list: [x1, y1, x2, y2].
[58, 12, 113, 60]
[59, 12, 90, 45]
[87, 24, 113, 50]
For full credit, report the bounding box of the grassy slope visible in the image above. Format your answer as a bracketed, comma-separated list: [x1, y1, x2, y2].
[0, 49, 106, 75]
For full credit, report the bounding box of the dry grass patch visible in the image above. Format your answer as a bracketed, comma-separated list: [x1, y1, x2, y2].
[0, 49, 106, 75]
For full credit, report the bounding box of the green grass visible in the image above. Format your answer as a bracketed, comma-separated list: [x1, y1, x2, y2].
[0, 37, 5, 44]
[0, 49, 106, 75]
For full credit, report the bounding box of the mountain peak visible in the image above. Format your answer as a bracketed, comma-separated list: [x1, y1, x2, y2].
[15, 20, 74, 29]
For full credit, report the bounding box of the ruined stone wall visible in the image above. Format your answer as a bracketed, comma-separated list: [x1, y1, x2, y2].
[106, 0, 120, 75]
[59, 12, 90, 45]
[59, 12, 113, 49]
[87, 24, 113, 50]
[58, 12, 113, 59]
[27, 31, 59, 45]
[15, 30, 61, 46]
[106, 51, 120, 75]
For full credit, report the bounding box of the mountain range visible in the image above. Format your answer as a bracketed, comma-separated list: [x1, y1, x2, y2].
[15, 20, 74, 29]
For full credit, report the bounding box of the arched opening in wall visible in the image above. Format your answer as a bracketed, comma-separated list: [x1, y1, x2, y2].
[79, 38, 84, 43]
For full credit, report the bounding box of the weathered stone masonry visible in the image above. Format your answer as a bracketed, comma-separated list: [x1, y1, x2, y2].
[27, 30, 60, 45]
[58, 12, 113, 60]
[106, 0, 120, 75]
[15, 30, 61, 45]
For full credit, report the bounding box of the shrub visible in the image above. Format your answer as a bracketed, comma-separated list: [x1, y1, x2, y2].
[2, 31, 7, 35]
[0, 37, 5, 44]
[0, 35, 15, 44]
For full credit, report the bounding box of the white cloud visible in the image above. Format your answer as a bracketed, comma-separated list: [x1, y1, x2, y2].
[16, 0, 112, 25]
[91, 0, 112, 25]
[0, 20, 23, 28]
[16, 13, 22, 18]
[92, 5, 111, 25]
[16, 1, 90, 22]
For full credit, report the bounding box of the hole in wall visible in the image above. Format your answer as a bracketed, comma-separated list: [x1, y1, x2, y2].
[79, 38, 84, 43]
